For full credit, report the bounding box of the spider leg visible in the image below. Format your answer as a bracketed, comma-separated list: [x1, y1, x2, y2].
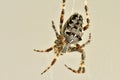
[59, 0, 66, 34]
[64, 33, 91, 73]
[83, 0, 90, 31]
[33, 46, 53, 53]
[65, 46, 86, 73]
[52, 20, 59, 38]
[41, 54, 59, 75]
[81, 33, 91, 48]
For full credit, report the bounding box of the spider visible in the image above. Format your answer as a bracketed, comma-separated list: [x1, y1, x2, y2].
[34, 0, 91, 75]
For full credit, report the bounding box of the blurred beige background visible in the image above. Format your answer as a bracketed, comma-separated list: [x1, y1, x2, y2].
[0, 0, 120, 80]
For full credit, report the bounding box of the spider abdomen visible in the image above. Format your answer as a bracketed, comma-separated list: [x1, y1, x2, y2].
[62, 13, 83, 44]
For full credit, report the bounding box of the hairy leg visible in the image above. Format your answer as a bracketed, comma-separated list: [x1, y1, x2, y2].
[65, 45, 86, 73]
[65, 33, 91, 73]
[59, 0, 66, 34]
[83, 0, 90, 31]
[33, 46, 53, 53]
[52, 20, 59, 38]
[40, 54, 59, 75]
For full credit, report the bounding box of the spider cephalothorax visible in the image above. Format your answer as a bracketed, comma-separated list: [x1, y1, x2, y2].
[34, 0, 91, 75]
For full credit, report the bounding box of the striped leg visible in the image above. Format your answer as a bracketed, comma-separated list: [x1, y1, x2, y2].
[65, 33, 91, 74]
[41, 54, 59, 75]
[81, 33, 91, 47]
[33, 46, 53, 53]
[65, 44, 86, 73]
[59, 0, 66, 34]
[52, 20, 59, 38]
[83, 0, 90, 31]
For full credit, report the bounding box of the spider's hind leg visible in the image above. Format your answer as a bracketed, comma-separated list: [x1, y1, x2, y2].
[41, 54, 59, 75]
[65, 47, 86, 73]
[33, 46, 53, 53]
[64, 33, 91, 74]
[81, 33, 91, 47]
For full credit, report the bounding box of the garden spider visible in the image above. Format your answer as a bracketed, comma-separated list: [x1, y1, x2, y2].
[34, 0, 91, 75]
